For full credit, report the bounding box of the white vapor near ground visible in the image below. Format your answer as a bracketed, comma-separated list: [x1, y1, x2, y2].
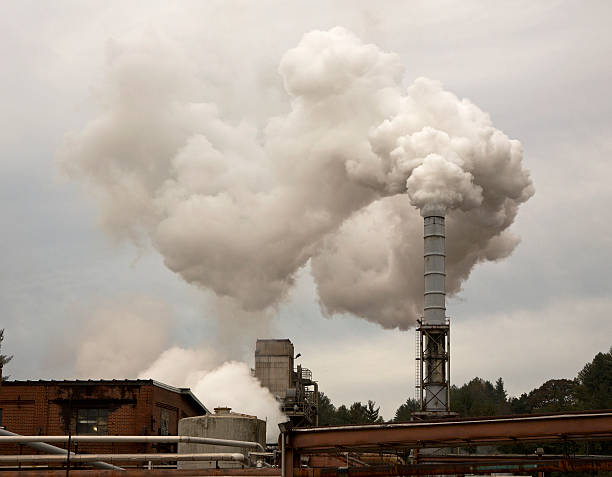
[70, 299, 285, 439]
[139, 347, 285, 442]
[62, 27, 533, 330]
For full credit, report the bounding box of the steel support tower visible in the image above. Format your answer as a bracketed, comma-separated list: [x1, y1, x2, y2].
[414, 207, 455, 419]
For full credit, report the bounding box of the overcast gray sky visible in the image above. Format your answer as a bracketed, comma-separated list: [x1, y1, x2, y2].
[1, 1, 612, 420]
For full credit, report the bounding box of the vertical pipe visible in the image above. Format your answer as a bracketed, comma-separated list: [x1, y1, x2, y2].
[281, 432, 285, 477]
[448, 327, 452, 409]
[65, 431, 71, 476]
[314, 383, 319, 426]
[419, 330, 423, 409]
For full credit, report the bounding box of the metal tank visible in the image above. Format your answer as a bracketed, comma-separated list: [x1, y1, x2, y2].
[178, 407, 266, 469]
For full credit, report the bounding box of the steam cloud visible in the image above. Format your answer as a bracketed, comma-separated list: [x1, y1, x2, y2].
[139, 347, 285, 442]
[72, 299, 285, 441]
[63, 27, 533, 329]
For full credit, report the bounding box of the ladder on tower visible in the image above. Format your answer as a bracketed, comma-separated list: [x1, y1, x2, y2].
[415, 326, 421, 402]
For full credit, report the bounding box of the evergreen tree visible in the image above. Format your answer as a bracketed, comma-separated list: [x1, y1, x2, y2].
[509, 379, 578, 414]
[495, 377, 507, 401]
[364, 400, 383, 424]
[323, 400, 385, 425]
[450, 377, 510, 416]
[576, 347, 612, 409]
[393, 398, 420, 422]
[336, 404, 351, 424]
[348, 402, 368, 423]
[317, 392, 339, 425]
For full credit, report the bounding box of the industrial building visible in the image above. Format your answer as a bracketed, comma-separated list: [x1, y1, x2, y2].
[254, 339, 318, 427]
[0, 379, 208, 459]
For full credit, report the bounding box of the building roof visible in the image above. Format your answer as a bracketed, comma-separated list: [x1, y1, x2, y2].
[2, 379, 209, 415]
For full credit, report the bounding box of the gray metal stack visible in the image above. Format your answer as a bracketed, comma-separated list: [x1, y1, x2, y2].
[414, 205, 454, 418]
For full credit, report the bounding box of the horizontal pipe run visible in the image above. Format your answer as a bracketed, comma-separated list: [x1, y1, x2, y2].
[287, 411, 612, 452]
[291, 458, 612, 477]
[0, 452, 245, 464]
[417, 453, 612, 463]
[0, 435, 264, 451]
[0, 428, 122, 471]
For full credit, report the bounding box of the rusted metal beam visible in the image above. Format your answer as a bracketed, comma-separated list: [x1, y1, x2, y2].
[288, 410, 612, 452]
[1, 458, 612, 477]
[417, 453, 612, 463]
[292, 457, 612, 476]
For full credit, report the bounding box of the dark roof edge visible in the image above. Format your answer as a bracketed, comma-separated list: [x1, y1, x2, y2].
[3, 379, 156, 386]
[2, 379, 209, 415]
[179, 388, 209, 415]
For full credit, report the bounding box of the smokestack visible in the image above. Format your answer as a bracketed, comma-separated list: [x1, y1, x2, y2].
[423, 206, 446, 325]
[415, 205, 452, 417]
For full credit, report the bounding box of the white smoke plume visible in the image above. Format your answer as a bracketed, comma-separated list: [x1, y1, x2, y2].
[139, 347, 285, 442]
[62, 27, 533, 329]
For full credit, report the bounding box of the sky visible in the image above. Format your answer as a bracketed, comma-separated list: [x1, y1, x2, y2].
[1, 0, 612, 421]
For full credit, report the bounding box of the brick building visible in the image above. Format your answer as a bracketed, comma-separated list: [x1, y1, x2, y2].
[0, 379, 208, 457]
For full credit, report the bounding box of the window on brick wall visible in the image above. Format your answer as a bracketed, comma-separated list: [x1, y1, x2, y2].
[160, 408, 169, 436]
[76, 408, 108, 435]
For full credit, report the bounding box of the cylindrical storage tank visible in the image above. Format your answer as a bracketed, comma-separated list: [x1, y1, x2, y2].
[178, 407, 266, 469]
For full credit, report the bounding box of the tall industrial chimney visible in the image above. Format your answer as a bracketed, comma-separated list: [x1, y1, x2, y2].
[415, 205, 453, 418]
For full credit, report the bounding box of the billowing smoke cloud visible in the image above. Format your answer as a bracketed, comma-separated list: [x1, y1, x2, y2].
[139, 347, 285, 442]
[62, 27, 533, 329]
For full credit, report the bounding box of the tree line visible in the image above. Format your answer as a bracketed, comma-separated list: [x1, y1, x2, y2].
[318, 346, 612, 424]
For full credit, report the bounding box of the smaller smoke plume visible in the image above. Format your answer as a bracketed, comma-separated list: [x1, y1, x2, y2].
[139, 347, 285, 442]
[136, 346, 220, 386]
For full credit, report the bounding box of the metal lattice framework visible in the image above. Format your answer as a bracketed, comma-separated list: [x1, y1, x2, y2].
[415, 321, 451, 415]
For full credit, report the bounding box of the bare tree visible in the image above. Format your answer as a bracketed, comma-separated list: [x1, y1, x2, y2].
[0, 329, 13, 381]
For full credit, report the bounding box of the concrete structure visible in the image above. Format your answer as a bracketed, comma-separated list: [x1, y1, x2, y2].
[415, 206, 453, 418]
[0, 379, 207, 461]
[254, 339, 318, 427]
[255, 339, 295, 400]
[178, 407, 265, 469]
